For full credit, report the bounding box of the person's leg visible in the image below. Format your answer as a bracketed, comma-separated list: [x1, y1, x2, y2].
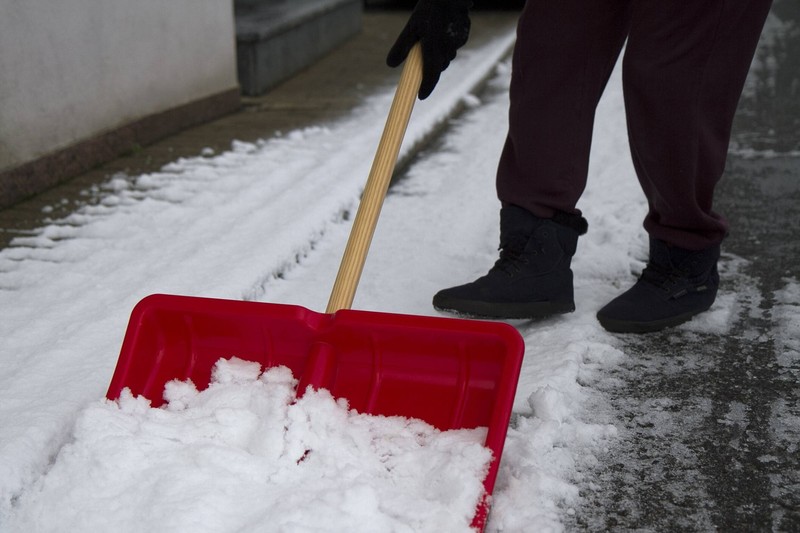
[622, 0, 773, 250]
[433, 0, 630, 319]
[597, 0, 772, 332]
[496, 0, 631, 218]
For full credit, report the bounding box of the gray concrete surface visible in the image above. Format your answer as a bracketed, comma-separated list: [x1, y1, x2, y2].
[568, 2, 800, 530]
[235, 0, 363, 95]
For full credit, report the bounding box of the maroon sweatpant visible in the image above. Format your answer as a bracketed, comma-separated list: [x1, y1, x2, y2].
[496, 0, 772, 250]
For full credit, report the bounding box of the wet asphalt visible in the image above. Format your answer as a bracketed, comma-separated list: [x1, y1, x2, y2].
[570, 2, 800, 530]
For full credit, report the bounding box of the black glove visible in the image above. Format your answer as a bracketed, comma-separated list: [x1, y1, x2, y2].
[386, 0, 472, 100]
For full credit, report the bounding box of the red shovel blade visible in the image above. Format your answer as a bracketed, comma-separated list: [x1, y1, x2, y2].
[107, 294, 524, 530]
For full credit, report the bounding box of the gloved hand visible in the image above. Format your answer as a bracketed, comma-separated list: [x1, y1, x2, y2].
[386, 0, 472, 99]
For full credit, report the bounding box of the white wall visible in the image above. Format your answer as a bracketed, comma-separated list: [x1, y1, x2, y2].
[0, 0, 239, 172]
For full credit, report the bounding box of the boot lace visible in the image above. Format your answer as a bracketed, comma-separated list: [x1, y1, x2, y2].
[492, 240, 540, 276]
[641, 263, 706, 298]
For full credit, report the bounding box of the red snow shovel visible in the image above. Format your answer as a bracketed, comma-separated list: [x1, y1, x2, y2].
[106, 44, 524, 531]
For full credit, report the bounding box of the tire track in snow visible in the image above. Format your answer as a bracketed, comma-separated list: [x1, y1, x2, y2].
[0, 33, 516, 516]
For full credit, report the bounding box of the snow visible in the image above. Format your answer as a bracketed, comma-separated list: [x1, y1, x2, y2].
[1, 25, 797, 533]
[10, 359, 490, 532]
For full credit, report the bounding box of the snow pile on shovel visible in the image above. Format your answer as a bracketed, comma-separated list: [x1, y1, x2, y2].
[10, 358, 491, 533]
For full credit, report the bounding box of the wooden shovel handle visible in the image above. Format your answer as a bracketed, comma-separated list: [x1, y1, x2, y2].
[326, 43, 423, 313]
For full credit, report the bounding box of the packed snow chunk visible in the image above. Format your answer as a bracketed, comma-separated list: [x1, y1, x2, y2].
[8, 358, 492, 533]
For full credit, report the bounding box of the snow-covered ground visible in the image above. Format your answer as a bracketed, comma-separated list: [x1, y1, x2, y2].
[2, 22, 797, 532]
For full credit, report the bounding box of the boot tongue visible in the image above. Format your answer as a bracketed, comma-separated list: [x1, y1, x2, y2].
[494, 205, 541, 274]
[649, 239, 681, 270]
[499, 205, 540, 246]
[648, 239, 720, 276]
[642, 241, 693, 289]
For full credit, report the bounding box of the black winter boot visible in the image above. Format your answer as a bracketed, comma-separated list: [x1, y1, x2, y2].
[596, 238, 720, 333]
[432, 204, 587, 319]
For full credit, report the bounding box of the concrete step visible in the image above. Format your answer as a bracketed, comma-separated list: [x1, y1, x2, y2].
[235, 0, 363, 96]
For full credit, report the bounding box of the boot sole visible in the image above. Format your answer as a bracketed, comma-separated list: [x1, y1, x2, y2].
[432, 296, 575, 320]
[597, 308, 708, 334]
